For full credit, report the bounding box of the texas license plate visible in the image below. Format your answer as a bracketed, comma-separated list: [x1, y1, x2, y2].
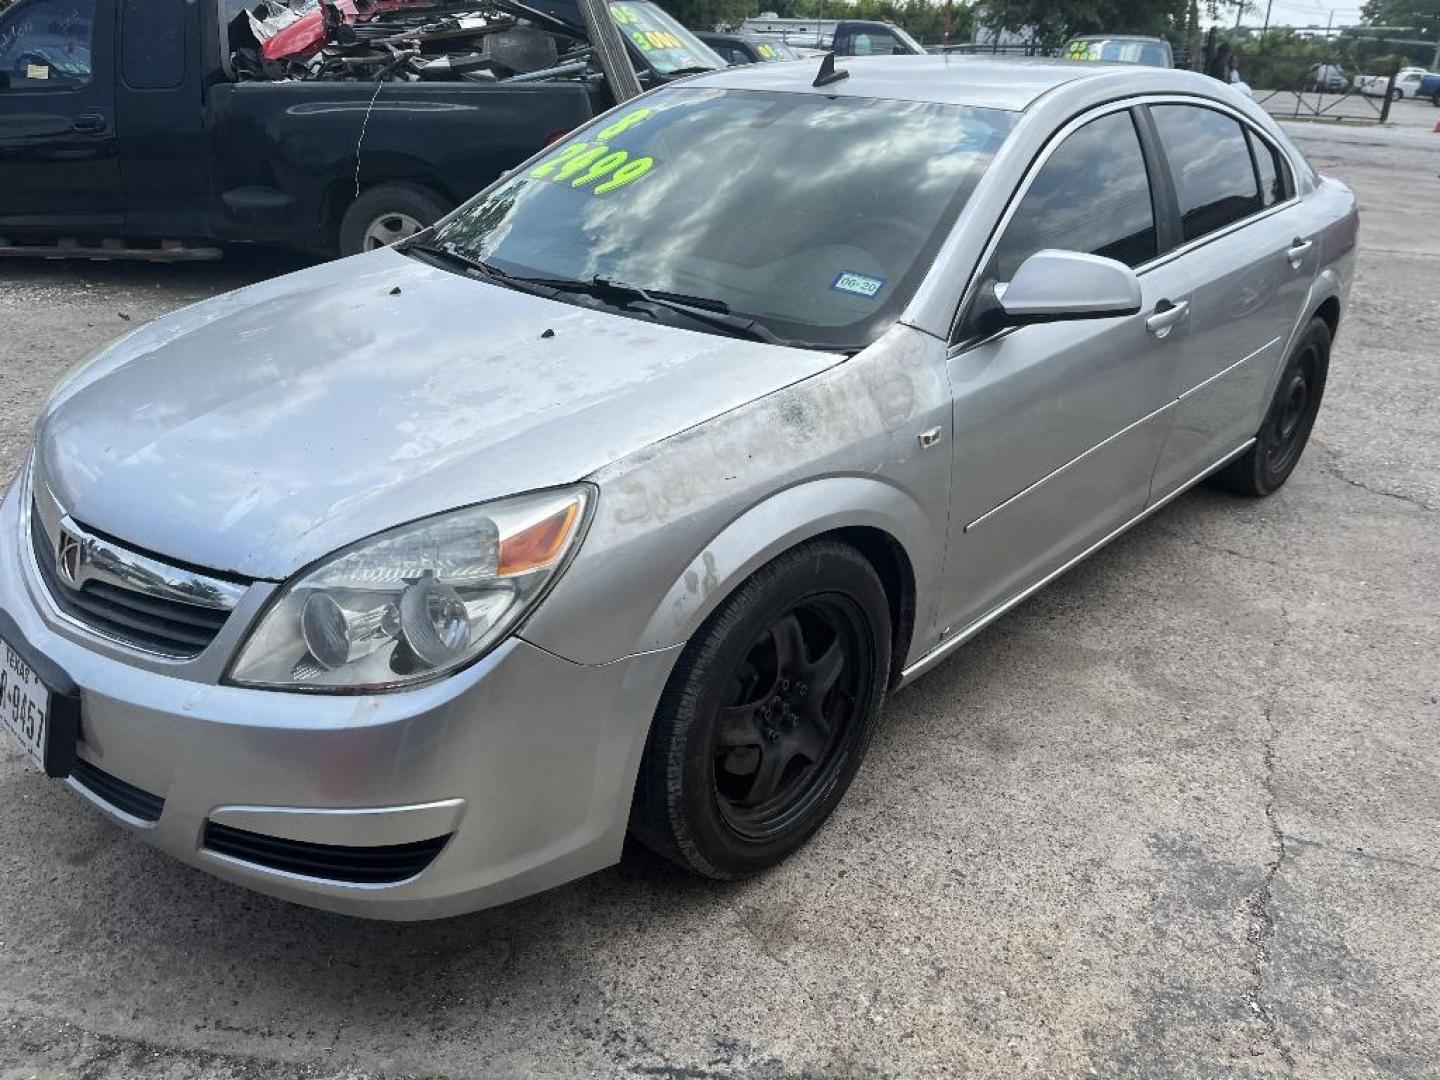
[1, 632, 50, 770]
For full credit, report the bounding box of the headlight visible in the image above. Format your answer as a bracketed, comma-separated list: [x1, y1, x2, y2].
[228, 486, 591, 692]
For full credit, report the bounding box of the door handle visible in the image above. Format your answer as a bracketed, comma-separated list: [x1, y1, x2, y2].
[72, 112, 108, 134]
[1286, 238, 1314, 267]
[1145, 299, 1189, 338]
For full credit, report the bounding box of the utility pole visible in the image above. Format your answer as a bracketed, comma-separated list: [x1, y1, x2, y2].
[1261, 0, 1273, 35]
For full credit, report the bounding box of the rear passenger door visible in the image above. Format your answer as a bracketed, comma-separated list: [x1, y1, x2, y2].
[1146, 103, 1317, 497]
[940, 107, 1193, 636]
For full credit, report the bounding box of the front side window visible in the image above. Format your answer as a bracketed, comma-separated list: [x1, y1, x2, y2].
[990, 109, 1157, 282]
[1151, 105, 1262, 242]
[0, 0, 95, 88]
[430, 88, 1015, 350]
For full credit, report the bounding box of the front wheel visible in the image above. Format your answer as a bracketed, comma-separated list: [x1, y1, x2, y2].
[1213, 316, 1331, 496]
[630, 540, 891, 880]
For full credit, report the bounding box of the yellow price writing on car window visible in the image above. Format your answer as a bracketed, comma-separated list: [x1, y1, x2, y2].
[527, 106, 659, 196]
[529, 142, 656, 196]
[596, 107, 653, 141]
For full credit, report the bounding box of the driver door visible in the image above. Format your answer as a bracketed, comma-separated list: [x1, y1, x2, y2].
[0, 0, 121, 237]
[939, 106, 1193, 637]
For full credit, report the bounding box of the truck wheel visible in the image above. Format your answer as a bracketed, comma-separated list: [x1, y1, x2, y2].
[339, 184, 449, 257]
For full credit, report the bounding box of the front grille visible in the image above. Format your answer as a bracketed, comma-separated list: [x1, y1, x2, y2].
[201, 823, 451, 885]
[71, 757, 165, 823]
[30, 511, 233, 658]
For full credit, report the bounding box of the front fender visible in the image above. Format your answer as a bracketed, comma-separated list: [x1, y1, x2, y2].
[519, 324, 956, 668]
[634, 475, 942, 662]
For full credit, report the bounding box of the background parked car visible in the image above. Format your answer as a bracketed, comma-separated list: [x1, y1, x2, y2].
[1354, 66, 1431, 99]
[696, 32, 801, 65]
[1306, 63, 1349, 93]
[1062, 35, 1173, 68]
[737, 16, 925, 56]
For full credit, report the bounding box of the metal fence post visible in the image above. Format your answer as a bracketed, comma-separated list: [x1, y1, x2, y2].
[1380, 62, 1398, 123]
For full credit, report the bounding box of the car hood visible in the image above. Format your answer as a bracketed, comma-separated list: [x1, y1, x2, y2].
[35, 248, 840, 581]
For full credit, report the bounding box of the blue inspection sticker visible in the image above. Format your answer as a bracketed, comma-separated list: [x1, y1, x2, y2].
[831, 271, 886, 299]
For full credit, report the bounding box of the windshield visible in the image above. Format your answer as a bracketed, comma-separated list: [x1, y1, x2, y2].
[1066, 37, 1170, 66]
[609, 2, 725, 75]
[428, 88, 1014, 350]
[753, 40, 799, 61]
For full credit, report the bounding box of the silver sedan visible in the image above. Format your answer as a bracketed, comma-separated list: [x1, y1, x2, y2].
[0, 55, 1357, 919]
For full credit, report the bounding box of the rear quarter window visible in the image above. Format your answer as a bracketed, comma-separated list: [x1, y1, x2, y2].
[121, 0, 185, 89]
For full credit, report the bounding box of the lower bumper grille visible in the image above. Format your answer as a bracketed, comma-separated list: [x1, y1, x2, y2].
[201, 823, 450, 885]
[71, 757, 165, 823]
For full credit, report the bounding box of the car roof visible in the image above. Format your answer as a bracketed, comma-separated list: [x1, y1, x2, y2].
[680, 54, 1206, 112]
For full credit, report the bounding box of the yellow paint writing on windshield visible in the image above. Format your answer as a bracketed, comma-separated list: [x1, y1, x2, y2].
[526, 106, 660, 197]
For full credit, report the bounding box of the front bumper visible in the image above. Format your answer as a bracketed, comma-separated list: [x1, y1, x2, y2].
[0, 475, 679, 920]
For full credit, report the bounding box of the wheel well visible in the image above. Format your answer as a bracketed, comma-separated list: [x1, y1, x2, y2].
[826, 526, 916, 690]
[1314, 296, 1341, 339]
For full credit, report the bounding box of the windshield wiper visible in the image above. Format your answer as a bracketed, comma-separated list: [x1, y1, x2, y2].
[405, 242, 564, 300]
[532, 275, 803, 348]
[405, 254, 853, 352]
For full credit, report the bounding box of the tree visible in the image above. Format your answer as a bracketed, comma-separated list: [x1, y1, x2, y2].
[978, 0, 1187, 47]
[1361, 0, 1440, 39]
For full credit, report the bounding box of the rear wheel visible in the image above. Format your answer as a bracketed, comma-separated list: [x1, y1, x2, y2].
[630, 541, 890, 880]
[338, 184, 449, 257]
[1213, 316, 1331, 496]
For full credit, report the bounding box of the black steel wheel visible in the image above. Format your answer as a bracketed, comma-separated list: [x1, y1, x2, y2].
[1214, 316, 1331, 496]
[631, 540, 890, 879]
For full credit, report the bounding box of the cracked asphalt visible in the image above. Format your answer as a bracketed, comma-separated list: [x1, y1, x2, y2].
[1, 106, 1437, 1079]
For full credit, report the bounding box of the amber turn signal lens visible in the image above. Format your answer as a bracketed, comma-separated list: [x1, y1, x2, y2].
[498, 500, 580, 577]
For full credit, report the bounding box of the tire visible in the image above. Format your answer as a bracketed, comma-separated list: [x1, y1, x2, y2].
[630, 540, 891, 880]
[1432, 90, 1440, 107]
[1213, 316, 1331, 497]
[338, 183, 449, 257]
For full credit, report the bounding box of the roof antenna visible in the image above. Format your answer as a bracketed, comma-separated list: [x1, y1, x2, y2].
[813, 51, 849, 88]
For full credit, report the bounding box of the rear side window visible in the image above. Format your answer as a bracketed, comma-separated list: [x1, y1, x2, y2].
[1151, 105, 1262, 242]
[991, 110, 1157, 281]
[121, 0, 185, 89]
[1247, 128, 1291, 208]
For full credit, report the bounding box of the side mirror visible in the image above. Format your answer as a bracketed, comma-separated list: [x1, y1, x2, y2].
[994, 250, 1142, 326]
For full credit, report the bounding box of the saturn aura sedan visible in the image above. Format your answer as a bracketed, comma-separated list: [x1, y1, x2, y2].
[0, 55, 1356, 919]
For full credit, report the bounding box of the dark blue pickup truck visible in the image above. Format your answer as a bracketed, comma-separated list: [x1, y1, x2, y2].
[0, 0, 723, 258]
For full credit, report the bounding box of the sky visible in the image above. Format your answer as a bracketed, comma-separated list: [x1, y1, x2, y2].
[1221, 0, 1367, 30]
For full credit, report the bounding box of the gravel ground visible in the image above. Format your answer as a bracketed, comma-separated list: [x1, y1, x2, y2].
[0, 105, 1437, 1080]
